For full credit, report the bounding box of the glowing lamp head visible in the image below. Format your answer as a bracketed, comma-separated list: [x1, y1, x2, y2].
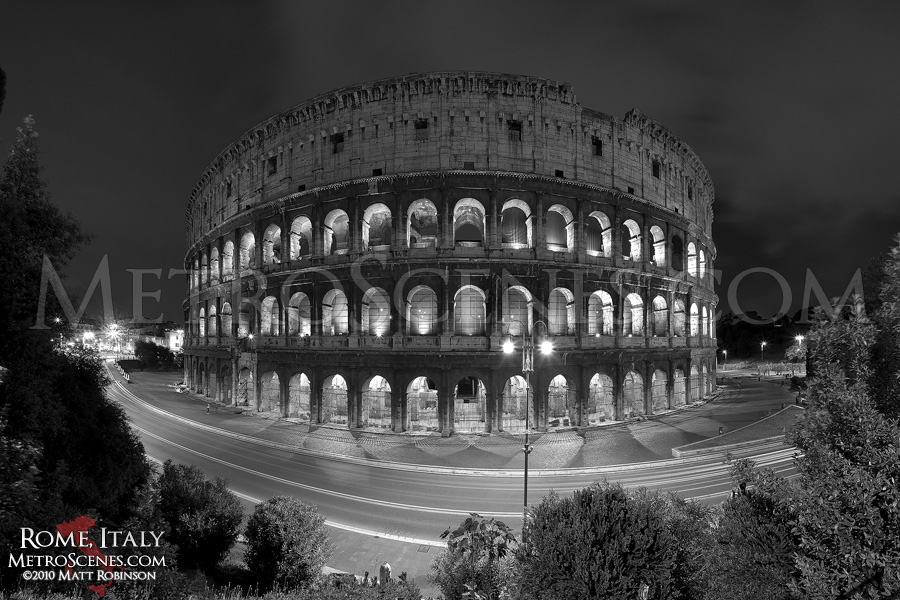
[540, 340, 553, 355]
[502, 339, 515, 354]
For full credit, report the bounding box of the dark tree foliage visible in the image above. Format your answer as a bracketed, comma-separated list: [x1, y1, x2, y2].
[244, 496, 332, 592]
[135, 339, 176, 369]
[155, 461, 243, 568]
[432, 513, 517, 599]
[517, 483, 678, 600]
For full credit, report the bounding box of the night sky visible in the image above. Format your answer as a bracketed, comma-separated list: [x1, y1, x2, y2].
[1, 2, 898, 325]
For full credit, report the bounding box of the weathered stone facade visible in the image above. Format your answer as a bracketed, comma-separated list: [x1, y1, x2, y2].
[183, 71, 717, 435]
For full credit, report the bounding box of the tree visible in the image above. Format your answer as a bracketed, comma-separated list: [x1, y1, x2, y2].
[135, 339, 175, 369]
[517, 483, 678, 600]
[155, 461, 243, 568]
[784, 341, 807, 363]
[432, 513, 517, 600]
[244, 496, 332, 591]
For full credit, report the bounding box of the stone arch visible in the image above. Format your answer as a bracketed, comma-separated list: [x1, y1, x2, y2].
[222, 240, 235, 280]
[198, 307, 206, 337]
[453, 198, 485, 244]
[650, 225, 665, 267]
[238, 298, 253, 337]
[548, 287, 575, 335]
[361, 375, 392, 428]
[546, 204, 574, 251]
[238, 367, 254, 407]
[690, 303, 700, 336]
[503, 286, 533, 335]
[221, 364, 233, 405]
[702, 305, 710, 338]
[454, 285, 486, 335]
[289, 215, 312, 260]
[361, 287, 391, 336]
[407, 285, 438, 335]
[259, 370, 280, 412]
[260, 296, 280, 336]
[453, 375, 486, 432]
[322, 289, 349, 335]
[209, 247, 219, 282]
[547, 374, 575, 429]
[702, 364, 711, 397]
[362, 203, 393, 249]
[287, 292, 311, 336]
[407, 376, 438, 431]
[673, 369, 686, 406]
[588, 290, 614, 336]
[323, 209, 350, 255]
[239, 231, 256, 272]
[587, 373, 615, 424]
[687, 242, 698, 276]
[208, 305, 218, 337]
[673, 300, 686, 336]
[690, 365, 700, 401]
[192, 257, 199, 290]
[408, 198, 438, 247]
[651, 295, 668, 336]
[624, 293, 644, 336]
[651, 369, 668, 412]
[200, 251, 208, 285]
[262, 224, 282, 265]
[623, 370, 644, 417]
[500, 199, 532, 247]
[586, 211, 612, 257]
[621, 219, 641, 261]
[288, 372, 312, 420]
[699, 249, 707, 278]
[500, 375, 528, 432]
[322, 374, 349, 424]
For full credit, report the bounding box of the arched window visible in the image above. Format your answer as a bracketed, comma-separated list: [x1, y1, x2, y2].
[260, 296, 279, 336]
[623, 370, 644, 418]
[652, 295, 668, 336]
[453, 198, 485, 245]
[208, 305, 217, 337]
[586, 211, 612, 257]
[361, 287, 391, 336]
[671, 235, 684, 272]
[238, 299, 252, 338]
[209, 247, 220, 282]
[408, 199, 438, 247]
[503, 286, 532, 335]
[690, 303, 700, 336]
[289, 216, 312, 260]
[262, 224, 282, 265]
[673, 300, 686, 336]
[687, 242, 698, 276]
[587, 373, 615, 423]
[407, 286, 437, 335]
[454, 286, 485, 335]
[621, 219, 641, 261]
[650, 225, 665, 267]
[548, 288, 575, 335]
[651, 370, 668, 412]
[239, 232, 256, 272]
[287, 292, 311, 336]
[546, 205, 574, 251]
[323, 209, 350, 255]
[198, 307, 206, 337]
[221, 302, 233, 337]
[624, 293, 644, 336]
[192, 257, 199, 289]
[200, 252, 208, 285]
[322, 289, 349, 335]
[699, 249, 707, 278]
[362, 203, 393, 249]
[702, 306, 710, 338]
[222, 241, 234, 280]
[588, 290, 614, 336]
[500, 199, 531, 248]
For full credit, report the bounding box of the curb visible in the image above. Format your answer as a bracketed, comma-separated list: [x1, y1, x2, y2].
[671, 405, 803, 458]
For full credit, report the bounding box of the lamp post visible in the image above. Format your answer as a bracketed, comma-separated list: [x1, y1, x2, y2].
[760, 340, 767, 361]
[503, 319, 551, 546]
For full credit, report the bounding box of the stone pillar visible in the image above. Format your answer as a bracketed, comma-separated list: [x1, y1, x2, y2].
[279, 368, 290, 417]
[535, 193, 545, 250]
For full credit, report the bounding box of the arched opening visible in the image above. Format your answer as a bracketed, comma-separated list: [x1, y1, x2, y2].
[198, 308, 206, 337]
[690, 366, 700, 402]
[621, 219, 641, 261]
[289, 216, 312, 260]
[501, 375, 528, 432]
[220, 302, 232, 337]
[200, 252, 208, 286]
[221, 365, 232, 405]
[624, 293, 644, 336]
[652, 296, 668, 336]
[673, 369, 686, 407]
[454, 286, 485, 335]
[207, 364, 217, 399]
[323, 209, 350, 255]
[259, 371, 280, 413]
[587, 373, 615, 424]
[623, 371, 644, 418]
[192, 257, 199, 290]
[239, 232, 256, 272]
[454, 376, 486, 432]
[500, 199, 531, 248]
[650, 225, 665, 267]
[322, 289, 349, 335]
[702, 365, 710, 397]
[209, 247, 220, 282]
[361, 376, 391, 428]
[361, 287, 391, 336]
[548, 374, 575, 430]
[699, 249, 707, 278]
[222, 241, 234, 280]
[287, 292, 311, 336]
[407, 286, 437, 335]
[548, 288, 575, 335]
[238, 367, 253, 407]
[702, 306, 710, 338]
[588, 290, 614, 336]
[687, 242, 698, 276]
[546, 205, 574, 252]
[671, 235, 684, 271]
[362, 203, 393, 249]
[208, 305, 218, 337]
[322, 374, 348, 425]
[690, 304, 700, 337]
[288, 373, 311, 421]
[453, 198, 485, 245]
[260, 296, 280, 336]
[651, 369, 668, 412]
[238, 299, 252, 338]
[196, 364, 204, 394]
[503, 286, 532, 336]
[673, 300, 686, 336]
[262, 224, 282, 265]
[586, 211, 612, 257]
[408, 199, 438, 247]
[408, 377, 438, 431]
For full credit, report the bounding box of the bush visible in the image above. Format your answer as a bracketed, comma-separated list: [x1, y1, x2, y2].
[156, 461, 243, 568]
[244, 496, 331, 591]
[517, 483, 678, 600]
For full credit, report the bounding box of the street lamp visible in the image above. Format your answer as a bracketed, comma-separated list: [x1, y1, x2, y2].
[760, 340, 767, 361]
[795, 334, 804, 346]
[502, 319, 551, 546]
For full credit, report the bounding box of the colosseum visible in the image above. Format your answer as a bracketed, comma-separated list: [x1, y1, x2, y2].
[182, 71, 717, 435]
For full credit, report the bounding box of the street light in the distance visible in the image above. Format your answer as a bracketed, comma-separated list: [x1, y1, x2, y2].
[760, 340, 767, 361]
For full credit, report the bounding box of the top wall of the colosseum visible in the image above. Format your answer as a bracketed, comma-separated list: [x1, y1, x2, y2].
[186, 71, 714, 242]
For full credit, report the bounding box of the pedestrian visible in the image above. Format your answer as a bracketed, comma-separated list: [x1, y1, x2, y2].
[206, 403, 210, 414]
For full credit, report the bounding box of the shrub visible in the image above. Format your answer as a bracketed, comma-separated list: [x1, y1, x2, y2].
[156, 461, 243, 568]
[244, 496, 331, 591]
